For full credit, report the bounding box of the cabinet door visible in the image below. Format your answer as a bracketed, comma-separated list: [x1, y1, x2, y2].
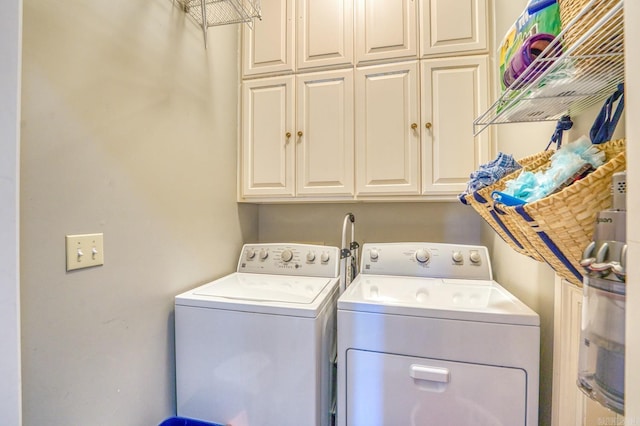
[355, 0, 417, 64]
[356, 62, 420, 196]
[242, 0, 294, 77]
[297, 0, 353, 70]
[420, 0, 488, 57]
[296, 70, 354, 196]
[420, 56, 489, 196]
[241, 76, 295, 197]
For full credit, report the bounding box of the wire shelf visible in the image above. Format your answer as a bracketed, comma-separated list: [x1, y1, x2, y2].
[178, 0, 261, 46]
[473, 0, 624, 135]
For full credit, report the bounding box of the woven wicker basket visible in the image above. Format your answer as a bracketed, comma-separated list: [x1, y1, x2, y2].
[497, 138, 626, 286]
[558, 0, 624, 76]
[464, 151, 554, 262]
[559, 0, 618, 46]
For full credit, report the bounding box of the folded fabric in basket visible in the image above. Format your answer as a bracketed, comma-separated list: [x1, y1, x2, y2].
[497, 135, 605, 203]
[458, 152, 522, 203]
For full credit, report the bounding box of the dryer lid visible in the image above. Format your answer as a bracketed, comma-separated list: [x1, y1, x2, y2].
[338, 275, 539, 326]
[176, 272, 339, 317]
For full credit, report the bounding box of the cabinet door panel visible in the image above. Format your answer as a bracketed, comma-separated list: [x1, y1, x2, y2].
[356, 62, 420, 195]
[296, 70, 354, 196]
[356, 0, 417, 63]
[297, 0, 353, 70]
[421, 56, 489, 195]
[243, 0, 294, 77]
[420, 0, 488, 57]
[241, 77, 295, 197]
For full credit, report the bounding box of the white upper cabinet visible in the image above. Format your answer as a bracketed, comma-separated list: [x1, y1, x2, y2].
[243, 0, 353, 77]
[355, 0, 418, 64]
[239, 0, 492, 202]
[241, 70, 354, 199]
[355, 62, 420, 196]
[296, 70, 355, 196]
[420, 56, 490, 196]
[243, 0, 295, 77]
[241, 76, 296, 197]
[297, 0, 354, 71]
[420, 0, 488, 57]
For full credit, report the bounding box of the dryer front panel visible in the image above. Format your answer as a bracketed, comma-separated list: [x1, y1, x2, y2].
[346, 349, 527, 425]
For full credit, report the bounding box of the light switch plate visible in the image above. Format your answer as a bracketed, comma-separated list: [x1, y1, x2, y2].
[66, 233, 104, 271]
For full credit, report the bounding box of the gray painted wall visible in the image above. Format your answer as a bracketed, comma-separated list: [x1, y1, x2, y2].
[19, 1, 257, 424]
[0, 0, 22, 424]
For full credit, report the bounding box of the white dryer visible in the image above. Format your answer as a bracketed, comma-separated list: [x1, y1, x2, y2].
[337, 242, 540, 426]
[176, 243, 340, 426]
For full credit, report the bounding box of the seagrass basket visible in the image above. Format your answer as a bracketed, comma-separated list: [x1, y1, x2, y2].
[558, 0, 624, 77]
[464, 151, 555, 262]
[497, 138, 626, 286]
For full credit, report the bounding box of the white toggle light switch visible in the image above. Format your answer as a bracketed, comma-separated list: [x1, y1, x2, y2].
[66, 233, 104, 271]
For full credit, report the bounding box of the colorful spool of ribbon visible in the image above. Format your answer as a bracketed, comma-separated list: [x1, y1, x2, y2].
[503, 33, 559, 89]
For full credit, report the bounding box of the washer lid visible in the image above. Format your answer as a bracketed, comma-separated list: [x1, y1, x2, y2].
[338, 275, 539, 326]
[175, 272, 338, 317]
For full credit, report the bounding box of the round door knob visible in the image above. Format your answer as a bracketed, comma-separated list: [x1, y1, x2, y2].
[452, 251, 463, 263]
[425, 122, 432, 129]
[469, 251, 481, 264]
[246, 248, 256, 260]
[307, 251, 316, 262]
[415, 249, 430, 263]
[281, 249, 293, 263]
[320, 251, 330, 263]
[297, 131, 303, 137]
[370, 249, 379, 261]
[259, 248, 269, 260]
[411, 123, 418, 130]
[285, 132, 291, 138]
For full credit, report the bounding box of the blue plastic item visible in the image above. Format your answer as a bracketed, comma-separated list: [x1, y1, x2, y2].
[527, 0, 558, 14]
[492, 191, 527, 206]
[159, 417, 223, 426]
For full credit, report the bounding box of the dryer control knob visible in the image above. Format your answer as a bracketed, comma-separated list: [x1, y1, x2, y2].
[469, 250, 481, 264]
[306, 251, 316, 262]
[245, 248, 256, 260]
[320, 251, 330, 263]
[452, 251, 464, 263]
[369, 249, 379, 261]
[259, 248, 269, 260]
[281, 249, 293, 263]
[416, 249, 430, 263]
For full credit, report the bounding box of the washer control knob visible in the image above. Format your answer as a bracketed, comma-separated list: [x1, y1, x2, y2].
[370, 249, 379, 261]
[452, 251, 464, 263]
[469, 250, 481, 264]
[259, 248, 269, 260]
[245, 248, 256, 260]
[320, 251, 330, 263]
[281, 249, 293, 263]
[415, 249, 430, 263]
[307, 251, 316, 262]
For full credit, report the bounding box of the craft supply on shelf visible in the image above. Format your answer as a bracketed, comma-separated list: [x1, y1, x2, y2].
[474, 0, 624, 135]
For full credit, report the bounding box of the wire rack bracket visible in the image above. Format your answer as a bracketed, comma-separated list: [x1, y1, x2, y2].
[177, 0, 262, 47]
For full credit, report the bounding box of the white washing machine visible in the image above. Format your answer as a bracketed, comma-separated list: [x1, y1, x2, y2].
[337, 242, 540, 426]
[176, 243, 340, 426]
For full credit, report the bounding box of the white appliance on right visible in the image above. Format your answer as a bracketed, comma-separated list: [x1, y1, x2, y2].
[337, 242, 540, 426]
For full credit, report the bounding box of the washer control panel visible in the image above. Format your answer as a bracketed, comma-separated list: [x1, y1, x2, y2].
[361, 242, 492, 280]
[237, 243, 340, 278]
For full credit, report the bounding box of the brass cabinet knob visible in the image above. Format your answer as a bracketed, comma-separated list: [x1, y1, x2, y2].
[286, 132, 292, 139]
[297, 131, 303, 137]
[411, 123, 418, 130]
[425, 122, 432, 130]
